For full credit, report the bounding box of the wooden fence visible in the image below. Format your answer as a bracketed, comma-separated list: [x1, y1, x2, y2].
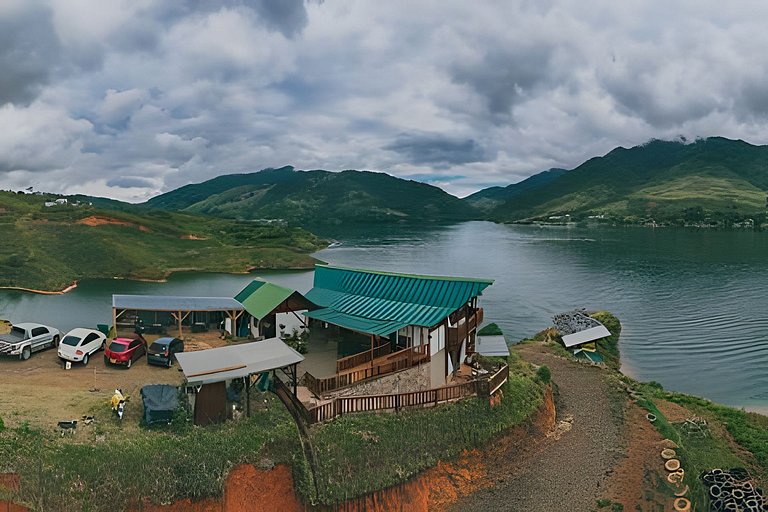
[303, 363, 509, 424]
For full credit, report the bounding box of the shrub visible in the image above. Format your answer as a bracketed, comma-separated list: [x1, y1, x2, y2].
[536, 365, 551, 384]
[0, 415, 4, 432]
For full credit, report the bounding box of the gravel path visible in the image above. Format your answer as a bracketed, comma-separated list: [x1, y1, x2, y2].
[450, 344, 625, 512]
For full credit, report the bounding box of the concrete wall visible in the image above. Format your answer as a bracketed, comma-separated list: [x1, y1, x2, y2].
[430, 348, 446, 387]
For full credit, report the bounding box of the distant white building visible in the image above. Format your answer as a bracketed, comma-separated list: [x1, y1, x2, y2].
[44, 201, 56, 207]
[55, 198, 67, 205]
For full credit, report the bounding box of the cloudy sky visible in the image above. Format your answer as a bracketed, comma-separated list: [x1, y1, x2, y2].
[2, 0, 768, 201]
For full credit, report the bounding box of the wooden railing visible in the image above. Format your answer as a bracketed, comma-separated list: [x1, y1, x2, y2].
[447, 308, 483, 353]
[476, 364, 510, 397]
[336, 342, 391, 373]
[307, 379, 480, 423]
[305, 345, 430, 396]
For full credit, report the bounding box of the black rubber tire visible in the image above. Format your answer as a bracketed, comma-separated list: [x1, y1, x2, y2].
[83, 353, 89, 366]
[104, 355, 109, 365]
[127, 357, 132, 369]
[21, 346, 31, 361]
[52, 335, 60, 348]
[100, 340, 106, 351]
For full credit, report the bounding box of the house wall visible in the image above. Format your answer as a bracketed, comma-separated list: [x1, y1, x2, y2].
[429, 325, 445, 357]
[249, 311, 307, 338]
[430, 348, 447, 387]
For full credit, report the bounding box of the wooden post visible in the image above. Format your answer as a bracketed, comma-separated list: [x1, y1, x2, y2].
[177, 311, 183, 339]
[292, 364, 297, 397]
[112, 308, 117, 336]
[246, 375, 251, 417]
[370, 335, 374, 368]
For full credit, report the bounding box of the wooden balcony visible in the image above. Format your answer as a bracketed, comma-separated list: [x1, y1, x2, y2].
[305, 344, 430, 396]
[336, 342, 391, 373]
[447, 307, 483, 353]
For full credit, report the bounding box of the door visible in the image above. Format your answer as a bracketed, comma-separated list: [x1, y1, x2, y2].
[81, 333, 101, 354]
[194, 382, 227, 426]
[30, 326, 49, 351]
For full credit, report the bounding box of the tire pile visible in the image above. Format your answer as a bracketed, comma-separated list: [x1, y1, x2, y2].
[700, 468, 767, 511]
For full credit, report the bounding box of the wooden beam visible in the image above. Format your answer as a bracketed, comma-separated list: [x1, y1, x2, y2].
[112, 308, 117, 336]
[187, 364, 247, 378]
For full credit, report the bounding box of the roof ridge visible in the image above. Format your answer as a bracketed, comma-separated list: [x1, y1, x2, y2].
[316, 264, 494, 284]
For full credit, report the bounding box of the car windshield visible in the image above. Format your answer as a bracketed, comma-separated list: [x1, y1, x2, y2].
[149, 342, 166, 353]
[10, 327, 25, 337]
[109, 342, 128, 353]
[61, 335, 81, 346]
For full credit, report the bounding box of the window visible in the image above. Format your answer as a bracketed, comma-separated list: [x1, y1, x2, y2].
[83, 333, 99, 344]
[31, 327, 48, 337]
[129, 340, 140, 349]
[108, 342, 128, 353]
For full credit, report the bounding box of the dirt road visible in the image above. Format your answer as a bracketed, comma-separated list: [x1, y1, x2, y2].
[449, 344, 625, 512]
[0, 346, 183, 432]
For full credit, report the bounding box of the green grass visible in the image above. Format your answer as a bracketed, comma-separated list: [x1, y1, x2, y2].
[627, 380, 767, 510]
[477, 322, 503, 336]
[309, 352, 545, 505]
[0, 393, 304, 512]
[0, 191, 325, 291]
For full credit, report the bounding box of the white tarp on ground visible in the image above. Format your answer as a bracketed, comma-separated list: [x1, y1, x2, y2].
[561, 325, 612, 348]
[176, 337, 304, 386]
[476, 335, 510, 357]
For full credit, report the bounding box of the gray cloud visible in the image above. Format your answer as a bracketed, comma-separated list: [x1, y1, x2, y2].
[385, 134, 488, 166]
[0, 4, 60, 105]
[106, 176, 157, 189]
[2, 1, 768, 201]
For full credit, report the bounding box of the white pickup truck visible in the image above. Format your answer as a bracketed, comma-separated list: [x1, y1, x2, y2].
[0, 323, 61, 360]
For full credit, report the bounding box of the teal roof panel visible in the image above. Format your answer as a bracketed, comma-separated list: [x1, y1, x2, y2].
[234, 280, 297, 320]
[304, 308, 409, 337]
[304, 265, 493, 333]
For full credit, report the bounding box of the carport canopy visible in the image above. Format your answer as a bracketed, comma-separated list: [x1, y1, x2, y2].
[176, 337, 304, 387]
[112, 295, 246, 338]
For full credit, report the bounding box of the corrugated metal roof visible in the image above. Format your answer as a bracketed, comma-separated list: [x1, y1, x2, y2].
[476, 335, 510, 357]
[304, 308, 409, 337]
[303, 265, 493, 335]
[113, 295, 243, 312]
[561, 325, 612, 348]
[176, 337, 304, 386]
[234, 280, 295, 320]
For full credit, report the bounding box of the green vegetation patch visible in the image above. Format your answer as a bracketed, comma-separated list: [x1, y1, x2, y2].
[477, 322, 503, 336]
[0, 191, 325, 291]
[0, 394, 303, 512]
[309, 352, 545, 505]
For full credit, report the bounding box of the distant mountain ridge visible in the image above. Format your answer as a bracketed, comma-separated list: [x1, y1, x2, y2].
[477, 137, 768, 223]
[146, 166, 479, 226]
[465, 168, 567, 212]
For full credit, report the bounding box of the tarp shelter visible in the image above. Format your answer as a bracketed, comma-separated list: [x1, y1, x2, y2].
[112, 295, 245, 338]
[176, 338, 304, 425]
[475, 335, 510, 357]
[304, 264, 493, 336]
[140, 384, 179, 425]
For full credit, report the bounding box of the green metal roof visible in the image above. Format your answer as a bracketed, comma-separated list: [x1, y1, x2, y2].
[234, 280, 296, 320]
[303, 265, 493, 336]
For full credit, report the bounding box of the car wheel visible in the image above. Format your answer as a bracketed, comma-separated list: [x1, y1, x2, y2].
[21, 346, 31, 361]
[167, 358, 172, 368]
[82, 353, 89, 366]
[52, 335, 60, 348]
[100, 340, 106, 351]
[127, 357, 132, 369]
[104, 355, 109, 365]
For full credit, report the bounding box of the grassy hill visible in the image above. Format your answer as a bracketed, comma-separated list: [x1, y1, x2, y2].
[0, 191, 325, 291]
[146, 166, 479, 226]
[485, 137, 768, 224]
[465, 168, 567, 212]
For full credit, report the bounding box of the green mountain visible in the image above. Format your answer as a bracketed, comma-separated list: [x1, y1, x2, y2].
[0, 191, 324, 291]
[464, 168, 567, 212]
[145, 166, 479, 226]
[486, 137, 768, 223]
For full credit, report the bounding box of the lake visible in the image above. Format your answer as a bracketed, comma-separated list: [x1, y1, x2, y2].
[1, 221, 766, 412]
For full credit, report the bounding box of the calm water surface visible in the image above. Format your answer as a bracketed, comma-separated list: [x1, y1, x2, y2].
[1, 222, 766, 412]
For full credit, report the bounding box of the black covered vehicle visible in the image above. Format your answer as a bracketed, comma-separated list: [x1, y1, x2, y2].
[147, 337, 184, 367]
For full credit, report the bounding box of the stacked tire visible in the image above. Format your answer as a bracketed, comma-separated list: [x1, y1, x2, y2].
[700, 468, 766, 511]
